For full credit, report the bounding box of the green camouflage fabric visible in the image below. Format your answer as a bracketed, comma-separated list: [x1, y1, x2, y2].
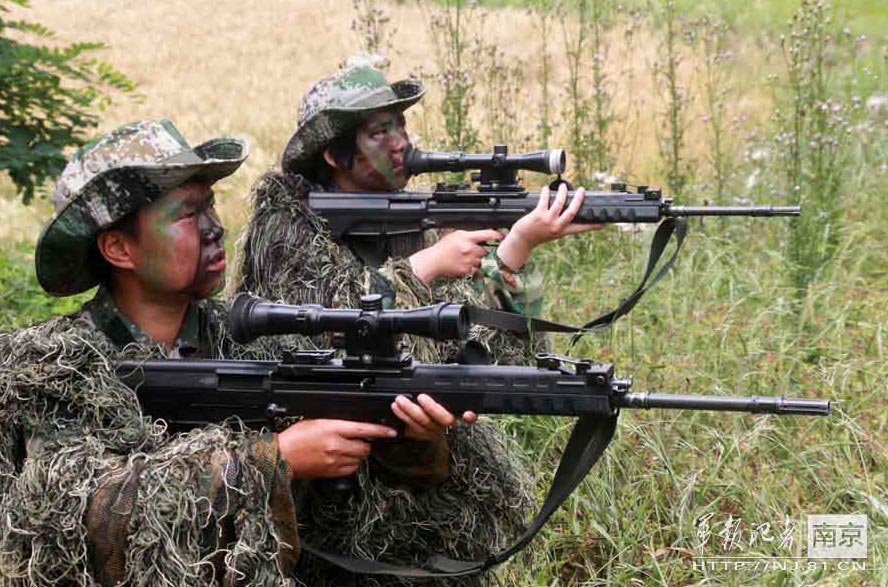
[35, 119, 248, 297]
[478, 254, 543, 316]
[233, 170, 538, 586]
[0, 295, 299, 587]
[85, 285, 211, 356]
[282, 65, 425, 176]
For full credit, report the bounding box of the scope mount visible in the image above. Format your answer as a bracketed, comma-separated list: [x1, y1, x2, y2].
[474, 145, 523, 192]
[331, 294, 412, 368]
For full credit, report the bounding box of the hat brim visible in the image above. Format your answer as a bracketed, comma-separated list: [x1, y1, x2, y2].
[36, 137, 248, 297]
[282, 78, 424, 176]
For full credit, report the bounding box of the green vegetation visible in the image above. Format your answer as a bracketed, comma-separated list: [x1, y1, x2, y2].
[466, 0, 887, 37]
[0, 0, 135, 203]
[0, 241, 89, 329]
[401, 2, 886, 584]
[521, 128, 886, 584]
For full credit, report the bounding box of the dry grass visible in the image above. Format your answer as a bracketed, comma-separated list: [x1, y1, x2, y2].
[1, 0, 777, 243]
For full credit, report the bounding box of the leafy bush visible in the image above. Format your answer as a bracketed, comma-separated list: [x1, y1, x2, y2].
[0, 0, 135, 203]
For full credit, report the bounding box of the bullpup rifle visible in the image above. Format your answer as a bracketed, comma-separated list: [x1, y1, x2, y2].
[308, 144, 800, 240]
[118, 294, 829, 578]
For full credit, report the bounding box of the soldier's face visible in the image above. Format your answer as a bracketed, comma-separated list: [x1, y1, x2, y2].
[129, 181, 226, 300]
[349, 110, 410, 190]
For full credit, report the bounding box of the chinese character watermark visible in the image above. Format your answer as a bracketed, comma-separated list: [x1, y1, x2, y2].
[807, 515, 867, 559]
[689, 513, 868, 573]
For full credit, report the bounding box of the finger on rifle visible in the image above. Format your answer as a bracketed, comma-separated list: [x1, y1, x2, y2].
[392, 395, 435, 431]
[535, 185, 551, 212]
[560, 186, 586, 223]
[467, 229, 504, 244]
[338, 438, 373, 459]
[416, 394, 457, 428]
[335, 420, 398, 439]
[549, 182, 569, 217]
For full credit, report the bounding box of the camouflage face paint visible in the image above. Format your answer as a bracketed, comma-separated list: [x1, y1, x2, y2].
[187, 196, 226, 298]
[354, 111, 409, 190]
[130, 182, 224, 300]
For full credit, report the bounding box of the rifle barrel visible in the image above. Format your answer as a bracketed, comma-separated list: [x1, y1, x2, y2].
[666, 205, 801, 217]
[619, 392, 830, 415]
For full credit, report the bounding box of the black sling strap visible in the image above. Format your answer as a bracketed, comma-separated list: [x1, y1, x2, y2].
[301, 412, 619, 578]
[465, 217, 688, 342]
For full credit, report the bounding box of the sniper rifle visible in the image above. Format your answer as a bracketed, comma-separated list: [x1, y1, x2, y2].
[308, 144, 800, 240]
[309, 145, 799, 332]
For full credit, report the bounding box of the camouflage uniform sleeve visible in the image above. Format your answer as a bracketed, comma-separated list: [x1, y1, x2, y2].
[84, 431, 299, 586]
[0, 321, 299, 587]
[477, 248, 544, 317]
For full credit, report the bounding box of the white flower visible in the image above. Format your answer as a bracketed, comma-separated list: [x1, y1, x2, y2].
[343, 52, 390, 69]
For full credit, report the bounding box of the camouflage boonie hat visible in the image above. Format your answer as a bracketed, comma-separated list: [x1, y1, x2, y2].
[282, 65, 424, 176]
[35, 119, 249, 296]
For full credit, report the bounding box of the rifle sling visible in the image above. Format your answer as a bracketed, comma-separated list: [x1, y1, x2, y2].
[301, 412, 619, 577]
[464, 217, 688, 341]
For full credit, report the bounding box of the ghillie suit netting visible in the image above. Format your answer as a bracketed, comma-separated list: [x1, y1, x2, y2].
[0, 313, 298, 587]
[235, 170, 540, 586]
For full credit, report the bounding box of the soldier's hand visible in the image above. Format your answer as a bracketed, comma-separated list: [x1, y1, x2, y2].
[409, 229, 503, 283]
[496, 184, 602, 272]
[391, 394, 477, 442]
[277, 419, 397, 479]
[513, 184, 602, 246]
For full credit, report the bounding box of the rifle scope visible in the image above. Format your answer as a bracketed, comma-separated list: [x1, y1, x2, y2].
[404, 144, 566, 177]
[229, 293, 467, 345]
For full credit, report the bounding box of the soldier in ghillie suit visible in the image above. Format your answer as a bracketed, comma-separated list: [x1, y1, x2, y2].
[0, 120, 298, 586]
[0, 120, 482, 586]
[234, 64, 598, 585]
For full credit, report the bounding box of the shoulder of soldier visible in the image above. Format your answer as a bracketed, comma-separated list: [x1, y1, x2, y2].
[0, 307, 119, 372]
[247, 169, 332, 235]
[1, 305, 101, 341]
[250, 169, 315, 211]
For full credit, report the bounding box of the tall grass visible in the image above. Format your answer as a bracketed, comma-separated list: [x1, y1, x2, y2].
[777, 0, 856, 297]
[421, 0, 482, 152]
[692, 16, 735, 205]
[651, 0, 691, 195]
[350, 0, 397, 67]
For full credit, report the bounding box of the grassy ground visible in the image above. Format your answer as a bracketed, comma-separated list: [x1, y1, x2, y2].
[1, 0, 885, 585]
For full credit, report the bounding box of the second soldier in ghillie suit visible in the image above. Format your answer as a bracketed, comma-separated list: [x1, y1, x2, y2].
[235, 64, 598, 585]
